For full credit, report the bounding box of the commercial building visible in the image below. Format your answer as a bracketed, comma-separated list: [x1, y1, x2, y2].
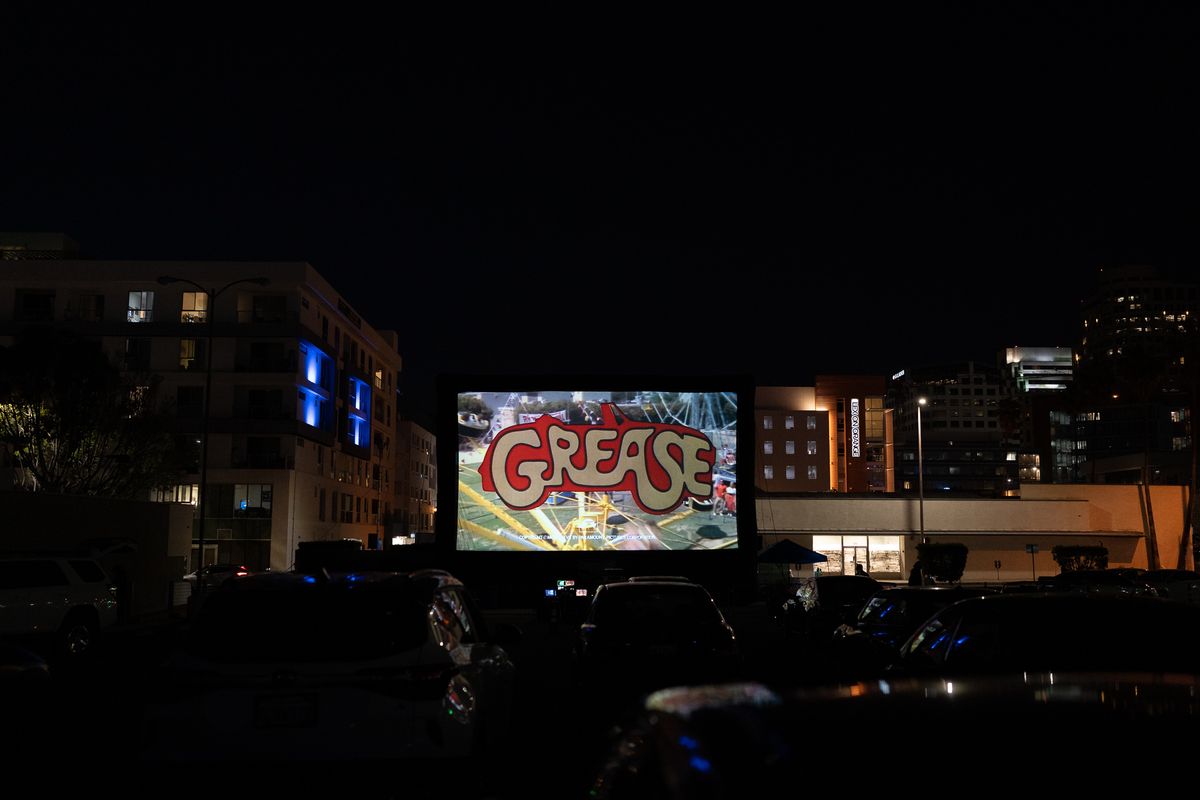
[889, 362, 1018, 497]
[1078, 264, 1197, 373]
[1073, 265, 1197, 485]
[0, 259, 405, 572]
[999, 346, 1075, 484]
[757, 483, 1193, 582]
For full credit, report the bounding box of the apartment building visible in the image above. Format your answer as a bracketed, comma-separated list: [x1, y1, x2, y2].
[0, 260, 404, 571]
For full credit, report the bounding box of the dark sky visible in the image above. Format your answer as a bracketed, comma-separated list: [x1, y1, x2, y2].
[4, 7, 1197, 421]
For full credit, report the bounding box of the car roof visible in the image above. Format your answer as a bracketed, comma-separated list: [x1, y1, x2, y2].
[600, 579, 707, 591]
[627, 575, 692, 582]
[224, 569, 463, 594]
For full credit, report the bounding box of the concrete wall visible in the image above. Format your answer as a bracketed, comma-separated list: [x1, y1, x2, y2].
[1022, 484, 1193, 571]
[0, 492, 192, 619]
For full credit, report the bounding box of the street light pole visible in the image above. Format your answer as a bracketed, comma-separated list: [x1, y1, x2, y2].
[159, 275, 269, 592]
[917, 396, 927, 544]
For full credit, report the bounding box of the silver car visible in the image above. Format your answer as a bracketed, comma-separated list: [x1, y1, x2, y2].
[0, 554, 119, 657]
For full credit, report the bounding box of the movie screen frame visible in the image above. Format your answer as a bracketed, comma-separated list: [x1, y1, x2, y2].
[441, 380, 751, 555]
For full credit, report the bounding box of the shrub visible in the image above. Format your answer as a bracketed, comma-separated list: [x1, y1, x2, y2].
[1051, 545, 1109, 572]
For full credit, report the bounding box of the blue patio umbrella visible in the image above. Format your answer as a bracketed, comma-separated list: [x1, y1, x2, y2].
[758, 538, 828, 564]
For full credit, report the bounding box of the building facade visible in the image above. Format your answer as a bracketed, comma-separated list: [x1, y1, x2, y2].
[814, 375, 893, 493]
[0, 260, 404, 572]
[756, 387, 833, 493]
[999, 346, 1075, 484]
[755, 380, 893, 495]
[889, 362, 1018, 497]
[758, 484, 1193, 582]
[1078, 264, 1197, 373]
[396, 419, 437, 545]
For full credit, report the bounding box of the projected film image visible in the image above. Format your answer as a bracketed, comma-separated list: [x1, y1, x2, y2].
[456, 391, 739, 551]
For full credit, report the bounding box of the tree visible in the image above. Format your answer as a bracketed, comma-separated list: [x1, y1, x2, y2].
[1051, 545, 1109, 572]
[457, 395, 490, 416]
[0, 331, 179, 498]
[916, 542, 968, 583]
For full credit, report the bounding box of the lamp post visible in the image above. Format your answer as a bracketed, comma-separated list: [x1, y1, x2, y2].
[158, 275, 270, 591]
[917, 396, 927, 544]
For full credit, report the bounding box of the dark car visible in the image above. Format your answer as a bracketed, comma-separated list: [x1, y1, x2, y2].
[577, 581, 739, 696]
[142, 569, 517, 771]
[1141, 569, 1200, 603]
[830, 585, 996, 673]
[1036, 568, 1158, 597]
[782, 574, 882, 641]
[589, 674, 1200, 798]
[182, 563, 251, 588]
[896, 593, 1200, 675]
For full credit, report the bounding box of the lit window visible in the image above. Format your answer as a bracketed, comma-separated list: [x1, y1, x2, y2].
[807, 441, 817, 455]
[785, 441, 795, 455]
[785, 416, 794, 429]
[763, 465, 774, 480]
[807, 465, 818, 480]
[127, 291, 155, 322]
[179, 338, 204, 371]
[763, 441, 774, 455]
[807, 416, 817, 430]
[181, 291, 208, 323]
[763, 416, 774, 430]
[785, 465, 795, 480]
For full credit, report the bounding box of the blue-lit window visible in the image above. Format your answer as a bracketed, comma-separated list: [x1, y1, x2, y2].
[299, 388, 324, 428]
[346, 377, 371, 447]
[300, 341, 329, 386]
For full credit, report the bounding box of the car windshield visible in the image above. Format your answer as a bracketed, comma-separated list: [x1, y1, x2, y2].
[187, 580, 429, 662]
[594, 585, 722, 630]
[859, 594, 946, 626]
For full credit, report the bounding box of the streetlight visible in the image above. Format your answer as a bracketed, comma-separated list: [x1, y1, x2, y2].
[158, 275, 270, 591]
[917, 396, 927, 544]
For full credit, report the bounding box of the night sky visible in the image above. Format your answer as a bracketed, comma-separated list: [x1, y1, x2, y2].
[4, 7, 1197, 423]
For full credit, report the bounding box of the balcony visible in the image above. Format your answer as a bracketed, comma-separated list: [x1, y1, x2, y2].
[230, 451, 295, 469]
[236, 354, 298, 373]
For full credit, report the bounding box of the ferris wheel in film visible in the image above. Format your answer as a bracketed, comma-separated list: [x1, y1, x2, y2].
[637, 391, 738, 447]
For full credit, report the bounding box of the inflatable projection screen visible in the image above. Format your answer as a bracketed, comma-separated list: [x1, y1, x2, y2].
[454, 390, 742, 553]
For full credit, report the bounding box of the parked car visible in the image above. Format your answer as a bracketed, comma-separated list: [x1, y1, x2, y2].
[577, 580, 739, 696]
[182, 563, 251, 588]
[589, 674, 1200, 798]
[0, 554, 118, 658]
[1141, 569, 1200, 603]
[896, 593, 1200, 675]
[1037, 569, 1157, 596]
[141, 569, 518, 769]
[830, 585, 996, 673]
[627, 575, 693, 583]
[781, 574, 882, 641]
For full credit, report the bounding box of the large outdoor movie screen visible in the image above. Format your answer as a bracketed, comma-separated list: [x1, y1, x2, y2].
[456, 391, 739, 552]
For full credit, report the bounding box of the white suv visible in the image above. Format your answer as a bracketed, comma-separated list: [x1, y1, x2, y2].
[0, 555, 119, 657]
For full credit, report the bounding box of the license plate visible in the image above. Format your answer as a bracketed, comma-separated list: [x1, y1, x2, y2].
[254, 694, 317, 728]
